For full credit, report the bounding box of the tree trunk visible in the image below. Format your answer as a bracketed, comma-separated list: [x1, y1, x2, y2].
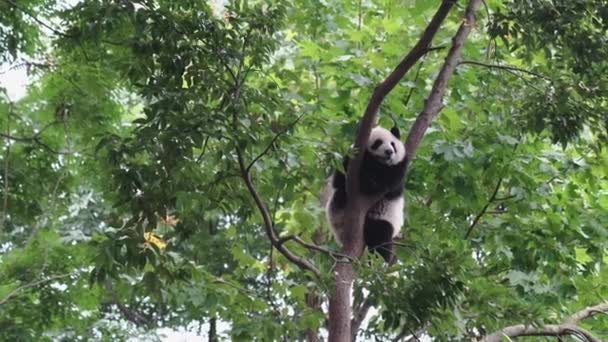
[328, 208, 366, 342]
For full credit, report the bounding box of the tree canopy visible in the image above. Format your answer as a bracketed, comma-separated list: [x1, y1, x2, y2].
[1, 0, 607, 341]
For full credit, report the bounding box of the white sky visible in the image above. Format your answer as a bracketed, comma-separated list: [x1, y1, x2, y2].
[0, 65, 29, 100]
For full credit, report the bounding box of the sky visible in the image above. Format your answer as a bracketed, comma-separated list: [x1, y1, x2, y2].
[0, 64, 29, 101]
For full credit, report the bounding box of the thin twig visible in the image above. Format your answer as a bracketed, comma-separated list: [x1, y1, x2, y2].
[357, 0, 363, 30]
[459, 60, 549, 80]
[0, 132, 79, 155]
[3, 0, 68, 37]
[1, 102, 12, 230]
[246, 112, 306, 173]
[464, 177, 503, 239]
[0, 273, 72, 306]
[278, 235, 354, 262]
[481, 0, 493, 60]
[493, 195, 516, 201]
[4, 0, 125, 46]
[0, 59, 54, 75]
[195, 136, 210, 163]
[292, 236, 354, 261]
[393, 327, 426, 342]
[403, 60, 425, 109]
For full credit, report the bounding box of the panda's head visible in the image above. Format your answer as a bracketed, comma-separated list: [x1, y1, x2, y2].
[367, 126, 406, 166]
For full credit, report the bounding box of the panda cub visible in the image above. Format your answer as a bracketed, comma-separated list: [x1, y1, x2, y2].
[325, 126, 407, 263]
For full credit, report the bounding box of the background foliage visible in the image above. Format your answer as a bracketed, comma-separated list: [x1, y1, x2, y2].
[0, 0, 607, 341]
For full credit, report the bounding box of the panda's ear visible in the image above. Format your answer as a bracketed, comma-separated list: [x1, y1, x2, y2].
[390, 126, 400, 139]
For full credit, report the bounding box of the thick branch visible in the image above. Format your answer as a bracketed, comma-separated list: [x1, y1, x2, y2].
[480, 324, 600, 342]
[236, 148, 321, 277]
[566, 302, 608, 325]
[481, 302, 608, 342]
[106, 281, 150, 327]
[113, 297, 151, 327]
[405, 0, 484, 161]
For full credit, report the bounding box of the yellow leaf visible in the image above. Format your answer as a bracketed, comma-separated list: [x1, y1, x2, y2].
[144, 232, 167, 250]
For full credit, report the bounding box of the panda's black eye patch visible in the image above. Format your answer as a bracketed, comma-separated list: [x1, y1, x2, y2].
[390, 142, 395, 149]
[371, 139, 383, 150]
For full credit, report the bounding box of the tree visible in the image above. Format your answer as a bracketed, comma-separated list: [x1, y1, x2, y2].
[1, 0, 607, 341]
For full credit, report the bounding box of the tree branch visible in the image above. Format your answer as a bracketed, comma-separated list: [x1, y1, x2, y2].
[277, 234, 353, 261]
[246, 112, 306, 173]
[1, 102, 12, 231]
[2, 0, 69, 37]
[0, 132, 78, 155]
[107, 282, 151, 327]
[405, 0, 484, 161]
[3, 0, 125, 46]
[464, 177, 503, 239]
[481, 302, 608, 342]
[293, 236, 353, 261]
[481, 324, 600, 342]
[565, 302, 608, 325]
[236, 148, 321, 277]
[392, 327, 425, 342]
[459, 60, 549, 80]
[402, 60, 425, 109]
[0, 273, 72, 306]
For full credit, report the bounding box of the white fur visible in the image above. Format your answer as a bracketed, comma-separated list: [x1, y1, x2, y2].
[367, 127, 406, 166]
[367, 196, 404, 238]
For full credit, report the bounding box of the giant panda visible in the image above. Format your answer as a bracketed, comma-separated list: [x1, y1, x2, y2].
[325, 125, 407, 263]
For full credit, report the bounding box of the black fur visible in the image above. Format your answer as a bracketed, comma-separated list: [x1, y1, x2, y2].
[332, 152, 407, 198]
[390, 126, 400, 139]
[364, 218, 395, 263]
[359, 152, 407, 196]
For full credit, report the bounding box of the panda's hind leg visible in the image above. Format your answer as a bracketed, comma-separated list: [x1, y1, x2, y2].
[363, 218, 394, 263]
